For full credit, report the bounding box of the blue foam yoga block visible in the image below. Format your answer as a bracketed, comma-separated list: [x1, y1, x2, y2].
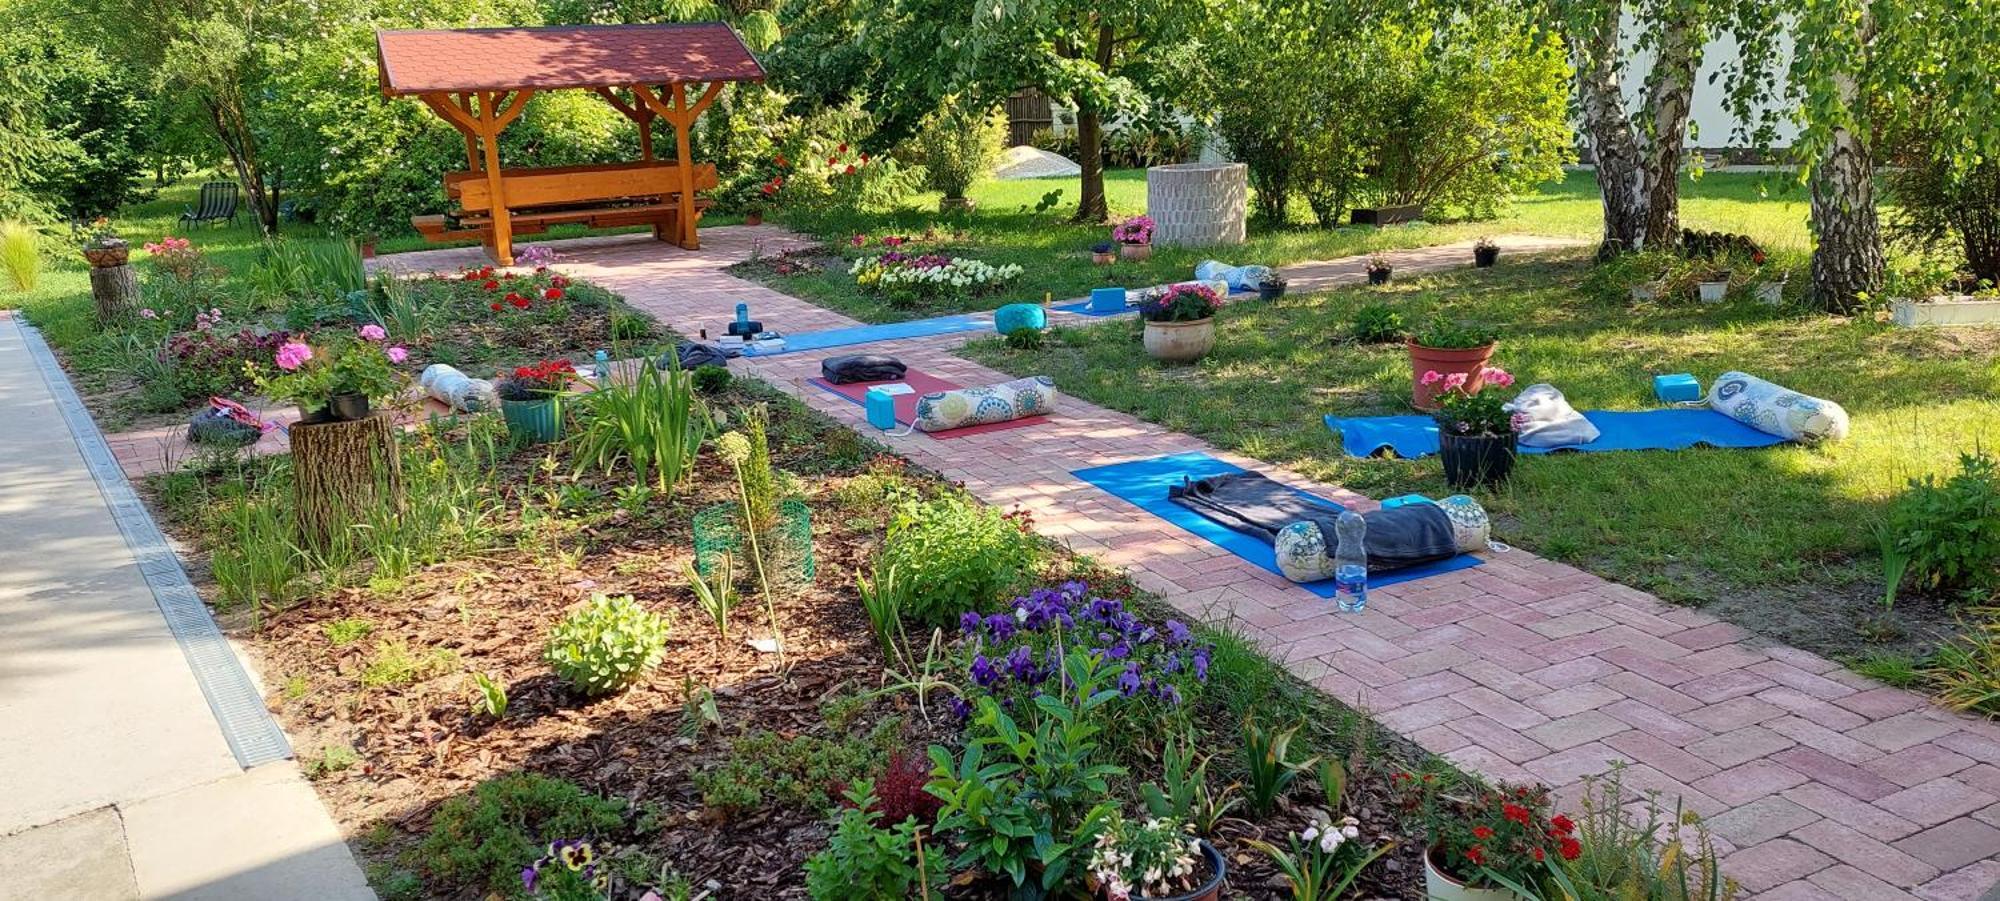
[1380, 494, 1435, 509]
[994, 303, 1047, 335]
[1089, 286, 1128, 313]
[864, 388, 898, 430]
[1654, 373, 1701, 403]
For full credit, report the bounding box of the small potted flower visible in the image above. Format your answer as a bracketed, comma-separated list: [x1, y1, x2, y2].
[1397, 774, 1579, 901]
[744, 200, 766, 227]
[1138, 283, 1222, 363]
[1697, 268, 1731, 303]
[253, 326, 410, 423]
[1114, 215, 1155, 261]
[74, 218, 128, 268]
[1366, 254, 1393, 285]
[1258, 275, 1289, 301]
[1088, 815, 1226, 901]
[498, 358, 575, 442]
[1473, 237, 1500, 268]
[1406, 316, 1499, 410]
[1092, 241, 1117, 265]
[1425, 365, 1519, 489]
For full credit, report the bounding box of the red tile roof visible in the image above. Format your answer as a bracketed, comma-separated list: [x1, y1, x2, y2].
[376, 23, 764, 96]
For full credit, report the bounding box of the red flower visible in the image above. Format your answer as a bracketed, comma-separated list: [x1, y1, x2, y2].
[1532, 848, 1546, 862]
[860, 153, 870, 163]
[1465, 846, 1486, 866]
[543, 288, 563, 301]
[1472, 826, 1494, 840]
[827, 156, 837, 166]
[843, 164, 857, 175]
[1503, 803, 1532, 825]
[1551, 815, 1575, 835]
[482, 279, 500, 291]
[837, 142, 848, 153]
[774, 153, 788, 168]
[510, 296, 530, 309]
[551, 275, 570, 288]
[490, 302, 502, 311]
[1559, 837, 1581, 861]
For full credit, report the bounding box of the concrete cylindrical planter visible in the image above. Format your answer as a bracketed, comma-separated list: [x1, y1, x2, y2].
[1756, 281, 1785, 305]
[1407, 340, 1497, 410]
[1143, 317, 1216, 363]
[1146, 162, 1248, 247]
[1424, 846, 1520, 901]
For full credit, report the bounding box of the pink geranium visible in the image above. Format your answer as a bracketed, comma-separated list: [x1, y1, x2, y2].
[275, 342, 314, 371]
[1480, 366, 1515, 387]
[386, 346, 409, 364]
[358, 324, 387, 342]
[1420, 370, 1444, 386]
[1443, 372, 1469, 390]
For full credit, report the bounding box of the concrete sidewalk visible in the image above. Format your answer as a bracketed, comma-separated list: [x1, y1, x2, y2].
[0, 312, 371, 901]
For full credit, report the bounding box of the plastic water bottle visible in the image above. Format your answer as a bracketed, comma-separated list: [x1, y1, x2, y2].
[593, 349, 610, 382]
[1332, 510, 1369, 613]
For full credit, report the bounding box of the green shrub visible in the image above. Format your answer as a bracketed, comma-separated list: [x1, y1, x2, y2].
[691, 364, 731, 394]
[917, 96, 1007, 203]
[416, 773, 627, 897]
[0, 220, 41, 292]
[361, 638, 456, 689]
[804, 782, 946, 900]
[694, 717, 903, 814]
[323, 617, 374, 646]
[1349, 304, 1405, 343]
[878, 494, 1043, 625]
[543, 593, 671, 696]
[610, 311, 652, 341]
[737, 404, 781, 533]
[1890, 451, 2000, 593]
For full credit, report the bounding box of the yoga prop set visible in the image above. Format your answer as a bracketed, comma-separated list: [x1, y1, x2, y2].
[809, 368, 1053, 439]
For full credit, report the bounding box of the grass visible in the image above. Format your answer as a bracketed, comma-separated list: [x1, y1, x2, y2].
[962, 256, 2000, 661]
[742, 168, 1820, 324]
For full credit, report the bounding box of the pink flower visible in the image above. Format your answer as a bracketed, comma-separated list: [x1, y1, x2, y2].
[1444, 372, 1468, 390]
[386, 346, 409, 364]
[1420, 370, 1444, 386]
[849, 234, 867, 247]
[275, 342, 314, 371]
[1480, 367, 1514, 387]
[139, 308, 158, 320]
[358, 324, 387, 342]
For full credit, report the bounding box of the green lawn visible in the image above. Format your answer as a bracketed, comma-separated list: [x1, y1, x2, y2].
[744, 168, 1820, 323]
[961, 256, 1996, 664]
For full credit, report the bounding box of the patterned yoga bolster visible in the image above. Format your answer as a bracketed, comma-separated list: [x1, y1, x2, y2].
[913, 376, 1059, 432]
[1273, 495, 1490, 584]
[1707, 371, 1849, 443]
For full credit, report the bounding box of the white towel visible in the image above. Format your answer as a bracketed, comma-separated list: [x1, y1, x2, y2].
[1507, 383, 1600, 448]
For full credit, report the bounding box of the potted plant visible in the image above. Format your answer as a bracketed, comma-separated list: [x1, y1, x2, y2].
[1756, 279, 1786, 305]
[1258, 275, 1288, 301]
[1114, 215, 1155, 261]
[1426, 365, 1519, 489]
[1473, 237, 1500, 268]
[1406, 317, 1498, 409]
[252, 326, 410, 423]
[1087, 815, 1227, 901]
[1365, 255, 1393, 285]
[1397, 774, 1579, 901]
[74, 218, 128, 268]
[744, 201, 766, 227]
[1092, 241, 1116, 265]
[357, 233, 379, 259]
[1139, 283, 1222, 363]
[1697, 268, 1730, 303]
[498, 359, 575, 442]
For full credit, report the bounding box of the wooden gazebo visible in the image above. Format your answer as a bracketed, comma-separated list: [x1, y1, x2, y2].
[376, 23, 764, 264]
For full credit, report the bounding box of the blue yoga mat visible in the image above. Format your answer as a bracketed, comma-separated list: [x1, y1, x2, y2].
[1325, 409, 1786, 459]
[743, 312, 995, 356]
[1053, 287, 1257, 319]
[1070, 452, 1482, 598]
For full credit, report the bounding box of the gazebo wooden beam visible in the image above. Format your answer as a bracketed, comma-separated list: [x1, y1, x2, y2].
[592, 87, 658, 161]
[632, 81, 724, 249]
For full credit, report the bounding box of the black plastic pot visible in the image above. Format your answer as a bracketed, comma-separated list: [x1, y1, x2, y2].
[1367, 268, 1392, 286]
[327, 392, 371, 422]
[1258, 281, 1287, 301]
[1474, 246, 1500, 267]
[1440, 431, 1516, 489]
[1135, 840, 1227, 901]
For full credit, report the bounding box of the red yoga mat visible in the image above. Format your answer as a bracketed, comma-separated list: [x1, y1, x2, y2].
[808, 369, 1051, 439]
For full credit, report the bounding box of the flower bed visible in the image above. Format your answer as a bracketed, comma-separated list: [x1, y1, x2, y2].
[848, 252, 1023, 308]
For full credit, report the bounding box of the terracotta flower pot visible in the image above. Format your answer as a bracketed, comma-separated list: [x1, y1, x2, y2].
[82, 244, 130, 268]
[1121, 241, 1153, 262]
[1424, 845, 1521, 901]
[1092, 251, 1116, 265]
[744, 211, 764, 226]
[1143, 317, 1216, 363]
[1439, 431, 1517, 490]
[1407, 339, 1497, 410]
[1134, 840, 1227, 901]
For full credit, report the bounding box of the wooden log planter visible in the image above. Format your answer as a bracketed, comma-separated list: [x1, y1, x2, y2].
[89, 264, 140, 323]
[290, 414, 402, 552]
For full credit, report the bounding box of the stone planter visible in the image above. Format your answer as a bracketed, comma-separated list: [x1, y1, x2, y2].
[1630, 282, 1663, 302]
[1756, 280, 1785, 305]
[1143, 317, 1216, 363]
[1892, 296, 2000, 328]
[1424, 846, 1520, 901]
[1407, 339, 1497, 410]
[1146, 162, 1247, 247]
[1121, 241, 1153, 261]
[939, 196, 976, 214]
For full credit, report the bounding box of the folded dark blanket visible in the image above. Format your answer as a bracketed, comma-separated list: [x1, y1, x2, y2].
[669, 342, 735, 371]
[821, 354, 908, 384]
[1167, 471, 1457, 571]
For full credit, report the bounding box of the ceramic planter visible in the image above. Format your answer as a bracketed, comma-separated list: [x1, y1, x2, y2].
[327, 392, 372, 422]
[502, 396, 563, 443]
[1144, 317, 1216, 363]
[1133, 840, 1227, 901]
[1121, 241, 1153, 262]
[1698, 280, 1729, 303]
[1892, 295, 2000, 327]
[1092, 250, 1116, 265]
[1406, 340, 1497, 410]
[1474, 246, 1500, 268]
[1368, 268, 1393, 286]
[1424, 846, 1520, 901]
[1439, 431, 1517, 490]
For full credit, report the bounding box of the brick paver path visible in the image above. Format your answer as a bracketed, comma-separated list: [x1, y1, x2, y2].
[367, 229, 2000, 899]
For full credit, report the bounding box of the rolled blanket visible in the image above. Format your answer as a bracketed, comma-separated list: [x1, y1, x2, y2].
[1508, 383, 1600, 448]
[914, 376, 1057, 432]
[1275, 495, 1489, 583]
[420, 364, 500, 412]
[1194, 260, 1275, 292]
[1709, 371, 1849, 443]
[821, 354, 907, 384]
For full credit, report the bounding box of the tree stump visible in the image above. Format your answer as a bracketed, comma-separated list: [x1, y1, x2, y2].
[291, 414, 402, 553]
[89, 264, 140, 323]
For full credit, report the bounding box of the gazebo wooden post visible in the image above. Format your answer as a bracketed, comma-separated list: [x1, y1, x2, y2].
[669, 84, 699, 249]
[477, 91, 513, 264]
[458, 92, 481, 168]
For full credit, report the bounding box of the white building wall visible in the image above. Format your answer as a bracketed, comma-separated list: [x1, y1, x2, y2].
[1618, 21, 1799, 149]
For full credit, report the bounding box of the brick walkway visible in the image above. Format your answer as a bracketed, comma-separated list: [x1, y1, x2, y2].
[385, 229, 1996, 899]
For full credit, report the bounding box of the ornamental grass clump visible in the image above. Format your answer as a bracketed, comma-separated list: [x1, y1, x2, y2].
[543, 593, 670, 696]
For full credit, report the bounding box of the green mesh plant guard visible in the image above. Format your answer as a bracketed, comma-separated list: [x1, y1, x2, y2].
[693, 498, 814, 583]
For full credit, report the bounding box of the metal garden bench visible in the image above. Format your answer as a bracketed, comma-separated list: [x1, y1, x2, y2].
[179, 182, 240, 227]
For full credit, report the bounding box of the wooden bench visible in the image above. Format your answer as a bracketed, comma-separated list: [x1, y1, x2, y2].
[413, 161, 720, 256]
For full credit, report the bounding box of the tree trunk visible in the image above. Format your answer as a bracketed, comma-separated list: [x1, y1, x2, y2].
[1637, 13, 1701, 250]
[291, 414, 402, 553]
[1570, 3, 1647, 256]
[1069, 22, 1116, 225]
[89, 264, 140, 323]
[1809, 126, 1884, 312]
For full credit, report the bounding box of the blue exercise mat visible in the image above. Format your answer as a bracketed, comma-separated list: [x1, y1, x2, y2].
[742, 312, 995, 356]
[1053, 287, 1257, 318]
[1325, 409, 1786, 459]
[1070, 452, 1482, 598]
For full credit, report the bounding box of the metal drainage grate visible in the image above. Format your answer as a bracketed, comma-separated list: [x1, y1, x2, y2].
[14, 318, 292, 769]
